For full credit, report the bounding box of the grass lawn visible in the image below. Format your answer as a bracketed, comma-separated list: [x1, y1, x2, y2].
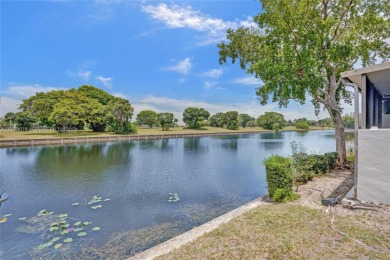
[158, 204, 390, 259]
[0, 126, 331, 140]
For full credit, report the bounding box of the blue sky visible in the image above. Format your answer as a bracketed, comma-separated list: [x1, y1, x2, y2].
[1, 0, 353, 122]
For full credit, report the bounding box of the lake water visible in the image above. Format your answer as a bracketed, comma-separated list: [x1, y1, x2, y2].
[0, 130, 347, 259]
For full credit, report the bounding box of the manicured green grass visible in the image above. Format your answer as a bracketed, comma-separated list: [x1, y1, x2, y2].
[158, 204, 390, 259]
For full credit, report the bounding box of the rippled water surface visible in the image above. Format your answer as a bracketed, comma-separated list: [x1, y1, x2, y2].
[0, 130, 346, 259]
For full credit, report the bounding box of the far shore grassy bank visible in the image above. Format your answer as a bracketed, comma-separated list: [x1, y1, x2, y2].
[0, 126, 332, 141]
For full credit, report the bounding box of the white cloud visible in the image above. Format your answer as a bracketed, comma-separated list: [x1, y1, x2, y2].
[233, 77, 263, 86]
[163, 58, 192, 74]
[205, 81, 217, 89]
[0, 97, 21, 116]
[79, 70, 91, 80]
[4, 84, 64, 99]
[142, 3, 258, 45]
[96, 76, 113, 89]
[200, 69, 223, 78]
[67, 69, 92, 81]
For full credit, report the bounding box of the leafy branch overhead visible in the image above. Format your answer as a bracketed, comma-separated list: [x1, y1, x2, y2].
[218, 0, 390, 166]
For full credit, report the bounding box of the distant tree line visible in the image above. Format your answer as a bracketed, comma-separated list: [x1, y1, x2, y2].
[0, 85, 355, 133]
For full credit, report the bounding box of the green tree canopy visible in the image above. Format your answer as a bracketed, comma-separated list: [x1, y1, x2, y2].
[136, 110, 158, 128]
[15, 111, 36, 131]
[4, 112, 16, 124]
[219, 0, 390, 165]
[257, 112, 287, 130]
[18, 85, 133, 133]
[77, 85, 114, 105]
[158, 112, 177, 131]
[209, 112, 226, 127]
[342, 114, 354, 129]
[225, 111, 240, 130]
[238, 113, 255, 128]
[295, 121, 310, 130]
[246, 120, 257, 128]
[106, 97, 135, 134]
[183, 107, 210, 129]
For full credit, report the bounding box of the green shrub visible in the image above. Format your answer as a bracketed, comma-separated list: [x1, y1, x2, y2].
[293, 152, 337, 183]
[264, 155, 298, 202]
[273, 188, 300, 202]
[114, 122, 138, 134]
[295, 121, 309, 129]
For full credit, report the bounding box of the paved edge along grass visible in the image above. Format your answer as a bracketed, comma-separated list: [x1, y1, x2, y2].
[128, 197, 267, 260]
[0, 126, 332, 147]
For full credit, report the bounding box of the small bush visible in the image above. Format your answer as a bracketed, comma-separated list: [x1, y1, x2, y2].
[295, 121, 309, 129]
[293, 152, 337, 183]
[264, 155, 298, 202]
[273, 188, 300, 202]
[114, 122, 138, 134]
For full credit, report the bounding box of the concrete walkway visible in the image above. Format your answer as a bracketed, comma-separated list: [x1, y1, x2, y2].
[129, 197, 267, 260]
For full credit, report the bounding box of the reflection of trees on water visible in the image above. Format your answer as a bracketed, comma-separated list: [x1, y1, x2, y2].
[35, 142, 134, 176]
[221, 139, 238, 150]
[137, 139, 174, 151]
[6, 147, 38, 155]
[138, 140, 160, 150]
[259, 132, 283, 139]
[325, 132, 355, 149]
[211, 135, 239, 140]
[296, 131, 309, 137]
[184, 138, 208, 153]
[258, 141, 284, 150]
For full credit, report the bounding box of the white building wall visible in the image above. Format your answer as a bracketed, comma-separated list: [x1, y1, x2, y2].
[382, 114, 390, 128]
[358, 129, 390, 204]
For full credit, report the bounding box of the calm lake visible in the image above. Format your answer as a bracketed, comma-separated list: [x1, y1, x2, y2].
[0, 130, 350, 259]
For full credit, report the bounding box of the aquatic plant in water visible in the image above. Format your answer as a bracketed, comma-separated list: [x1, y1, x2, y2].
[168, 192, 180, 202]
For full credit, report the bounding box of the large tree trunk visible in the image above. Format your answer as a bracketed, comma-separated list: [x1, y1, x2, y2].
[332, 110, 347, 167]
[322, 76, 347, 167]
[324, 105, 347, 166]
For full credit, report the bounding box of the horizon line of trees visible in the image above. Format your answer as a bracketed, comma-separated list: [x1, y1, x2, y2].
[0, 85, 354, 133]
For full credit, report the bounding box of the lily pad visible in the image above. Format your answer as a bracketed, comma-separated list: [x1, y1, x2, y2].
[74, 228, 84, 232]
[58, 214, 68, 218]
[37, 243, 49, 250]
[92, 227, 100, 231]
[2, 214, 12, 217]
[60, 220, 67, 225]
[0, 217, 8, 223]
[47, 241, 53, 247]
[91, 205, 102, 209]
[71, 202, 80, 206]
[49, 226, 59, 232]
[51, 237, 61, 243]
[51, 222, 59, 227]
[62, 224, 70, 228]
[73, 221, 81, 226]
[60, 230, 69, 235]
[54, 243, 62, 249]
[18, 217, 27, 221]
[77, 232, 87, 237]
[38, 209, 48, 216]
[63, 238, 73, 243]
[83, 221, 92, 226]
[103, 199, 111, 201]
